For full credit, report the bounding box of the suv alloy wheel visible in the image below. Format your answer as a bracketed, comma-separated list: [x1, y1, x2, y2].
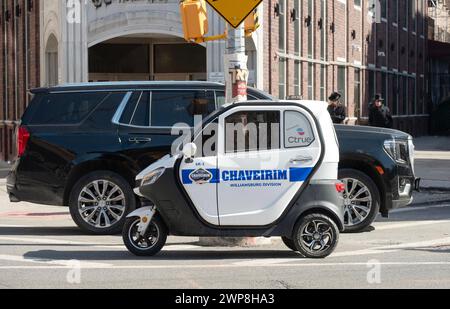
[339, 169, 381, 232]
[69, 171, 136, 235]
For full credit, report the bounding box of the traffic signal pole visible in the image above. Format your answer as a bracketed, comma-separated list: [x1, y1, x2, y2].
[199, 24, 272, 248]
[224, 24, 248, 104]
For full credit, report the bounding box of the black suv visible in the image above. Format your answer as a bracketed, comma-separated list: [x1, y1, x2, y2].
[7, 82, 416, 234]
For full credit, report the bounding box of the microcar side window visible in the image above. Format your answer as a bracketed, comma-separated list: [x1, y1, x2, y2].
[284, 111, 315, 148]
[193, 119, 218, 157]
[225, 111, 280, 153]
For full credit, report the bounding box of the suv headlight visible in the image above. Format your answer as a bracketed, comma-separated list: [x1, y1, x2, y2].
[384, 139, 409, 165]
[140, 167, 166, 187]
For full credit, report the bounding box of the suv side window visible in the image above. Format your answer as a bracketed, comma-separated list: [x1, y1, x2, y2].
[284, 111, 315, 148]
[151, 90, 215, 127]
[225, 111, 280, 153]
[216, 91, 259, 107]
[119, 91, 150, 126]
[23, 92, 108, 125]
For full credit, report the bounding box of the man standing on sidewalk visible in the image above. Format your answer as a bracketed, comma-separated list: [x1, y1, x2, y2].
[327, 92, 346, 124]
[369, 94, 393, 128]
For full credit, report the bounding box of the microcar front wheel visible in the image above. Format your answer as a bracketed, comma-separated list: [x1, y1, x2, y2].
[293, 214, 339, 259]
[123, 216, 167, 256]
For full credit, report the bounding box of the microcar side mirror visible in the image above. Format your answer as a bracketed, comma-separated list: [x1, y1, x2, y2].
[182, 143, 197, 159]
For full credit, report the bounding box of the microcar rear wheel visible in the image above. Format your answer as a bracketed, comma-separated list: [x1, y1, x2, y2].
[293, 214, 339, 259]
[123, 216, 167, 257]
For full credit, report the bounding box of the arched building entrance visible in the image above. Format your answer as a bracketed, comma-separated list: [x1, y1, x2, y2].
[87, 1, 207, 82]
[44, 34, 59, 86]
[88, 35, 207, 82]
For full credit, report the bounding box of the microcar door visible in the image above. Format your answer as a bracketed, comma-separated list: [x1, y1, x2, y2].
[216, 105, 322, 226]
[178, 119, 220, 225]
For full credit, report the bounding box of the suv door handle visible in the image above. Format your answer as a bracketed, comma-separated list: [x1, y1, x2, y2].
[129, 137, 152, 144]
[290, 156, 313, 164]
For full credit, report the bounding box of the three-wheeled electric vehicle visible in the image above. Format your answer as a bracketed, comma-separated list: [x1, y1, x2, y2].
[122, 101, 345, 258]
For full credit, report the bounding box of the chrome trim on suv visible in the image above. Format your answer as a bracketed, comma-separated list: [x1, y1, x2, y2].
[111, 92, 132, 125]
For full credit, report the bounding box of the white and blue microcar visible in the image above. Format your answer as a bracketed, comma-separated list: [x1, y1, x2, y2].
[122, 100, 345, 258]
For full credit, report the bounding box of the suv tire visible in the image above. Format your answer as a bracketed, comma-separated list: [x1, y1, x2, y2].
[69, 171, 136, 235]
[339, 168, 381, 233]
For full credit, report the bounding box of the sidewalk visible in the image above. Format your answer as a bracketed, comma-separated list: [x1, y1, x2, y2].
[414, 136, 450, 192]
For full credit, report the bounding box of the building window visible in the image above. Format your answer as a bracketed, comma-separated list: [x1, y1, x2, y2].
[307, 63, 314, 100]
[402, 0, 408, 29]
[354, 69, 361, 117]
[354, 0, 361, 8]
[391, 0, 398, 24]
[320, 0, 326, 61]
[368, 0, 376, 17]
[307, 0, 314, 58]
[279, 58, 286, 99]
[402, 76, 408, 115]
[320, 65, 326, 101]
[410, 77, 416, 115]
[294, 0, 300, 55]
[381, 72, 387, 107]
[391, 74, 399, 115]
[294, 61, 301, 96]
[380, 0, 387, 20]
[368, 70, 376, 102]
[409, 0, 416, 32]
[279, 0, 286, 52]
[337, 66, 346, 106]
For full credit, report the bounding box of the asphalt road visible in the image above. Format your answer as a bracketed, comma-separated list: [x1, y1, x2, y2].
[0, 184, 450, 289]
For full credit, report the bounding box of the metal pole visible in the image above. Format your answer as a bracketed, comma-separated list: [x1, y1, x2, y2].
[224, 24, 248, 103]
[202, 24, 271, 248]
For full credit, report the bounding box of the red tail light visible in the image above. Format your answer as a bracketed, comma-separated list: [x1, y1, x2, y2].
[335, 182, 345, 193]
[17, 126, 30, 157]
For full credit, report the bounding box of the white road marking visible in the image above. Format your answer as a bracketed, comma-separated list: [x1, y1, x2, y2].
[374, 220, 450, 231]
[0, 254, 111, 268]
[0, 261, 450, 270]
[234, 237, 450, 266]
[390, 204, 450, 213]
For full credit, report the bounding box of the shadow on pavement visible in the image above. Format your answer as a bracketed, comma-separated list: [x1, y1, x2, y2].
[376, 205, 450, 223]
[23, 249, 301, 262]
[404, 247, 450, 254]
[0, 226, 107, 237]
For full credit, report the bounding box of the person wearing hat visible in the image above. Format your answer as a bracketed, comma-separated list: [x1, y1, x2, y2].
[327, 92, 346, 124]
[369, 94, 393, 128]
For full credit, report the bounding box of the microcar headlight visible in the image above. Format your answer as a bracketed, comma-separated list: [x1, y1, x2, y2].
[383, 139, 409, 165]
[141, 167, 166, 187]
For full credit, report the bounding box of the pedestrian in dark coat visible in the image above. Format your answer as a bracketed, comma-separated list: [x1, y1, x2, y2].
[327, 92, 346, 124]
[368, 94, 393, 128]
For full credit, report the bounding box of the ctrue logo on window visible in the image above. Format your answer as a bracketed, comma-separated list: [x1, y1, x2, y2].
[287, 126, 313, 146]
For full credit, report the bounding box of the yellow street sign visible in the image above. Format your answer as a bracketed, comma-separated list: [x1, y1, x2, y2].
[206, 0, 262, 28]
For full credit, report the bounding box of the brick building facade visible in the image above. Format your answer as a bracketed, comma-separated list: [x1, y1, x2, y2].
[263, 0, 429, 135]
[0, 0, 40, 162]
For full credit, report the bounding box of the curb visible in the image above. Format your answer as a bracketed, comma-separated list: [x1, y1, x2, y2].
[411, 199, 450, 207]
[420, 187, 450, 193]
